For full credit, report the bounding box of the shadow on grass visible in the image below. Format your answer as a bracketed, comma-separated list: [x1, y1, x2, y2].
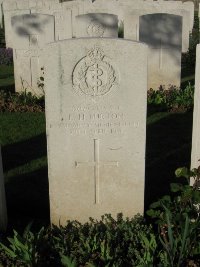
[1, 133, 48, 232]
[1, 111, 194, 230]
[145, 111, 193, 210]
[2, 133, 47, 172]
[5, 166, 49, 233]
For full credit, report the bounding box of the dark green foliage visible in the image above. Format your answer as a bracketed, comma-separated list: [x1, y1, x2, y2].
[147, 84, 194, 112]
[1, 169, 200, 267]
[147, 166, 200, 267]
[51, 214, 154, 267]
[0, 90, 45, 112]
[118, 21, 124, 38]
[0, 214, 156, 267]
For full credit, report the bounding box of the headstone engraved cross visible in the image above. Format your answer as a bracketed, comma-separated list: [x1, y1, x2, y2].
[139, 13, 182, 89]
[75, 139, 119, 204]
[14, 34, 43, 93]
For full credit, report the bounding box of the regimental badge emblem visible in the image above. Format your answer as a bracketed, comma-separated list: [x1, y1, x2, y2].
[87, 20, 105, 37]
[72, 45, 119, 97]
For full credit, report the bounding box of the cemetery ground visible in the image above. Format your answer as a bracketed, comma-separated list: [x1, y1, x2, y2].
[0, 71, 200, 266]
[0, 18, 200, 267]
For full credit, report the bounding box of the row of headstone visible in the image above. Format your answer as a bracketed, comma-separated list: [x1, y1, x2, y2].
[2, 0, 194, 94]
[3, 0, 194, 48]
[0, 145, 7, 232]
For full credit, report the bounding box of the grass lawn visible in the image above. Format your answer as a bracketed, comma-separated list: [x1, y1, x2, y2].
[0, 113, 48, 231]
[0, 110, 193, 232]
[0, 65, 14, 92]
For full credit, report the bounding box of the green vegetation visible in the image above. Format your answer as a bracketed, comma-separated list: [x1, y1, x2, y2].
[0, 65, 14, 91]
[147, 84, 194, 113]
[0, 167, 199, 266]
[0, 91, 44, 112]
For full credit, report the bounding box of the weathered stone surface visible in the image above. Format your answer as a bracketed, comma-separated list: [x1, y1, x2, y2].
[0, 146, 7, 232]
[124, 8, 189, 53]
[191, 44, 200, 172]
[139, 13, 182, 89]
[54, 10, 72, 40]
[4, 9, 31, 48]
[11, 13, 55, 95]
[75, 13, 118, 38]
[44, 38, 148, 225]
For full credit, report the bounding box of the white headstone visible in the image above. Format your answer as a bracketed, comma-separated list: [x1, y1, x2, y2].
[191, 44, 200, 171]
[11, 13, 55, 95]
[124, 8, 190, 53]
[139, 13, 182, 89]
[75, 13, 118, 38]
[54, 10, 72, 40]
[4, 9, 31, 48]
[0, 146, 7, 232]
[44, 38, 148, 225]
[3, 0, 72, 46]
[120, 0, 194, 32]
[62, 1, 86, 37]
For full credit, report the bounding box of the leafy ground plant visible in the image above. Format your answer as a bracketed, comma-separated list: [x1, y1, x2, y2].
[147, 83, 194, 112]
[0, 215, 155, 267]
[0, 224, 46, 267]
[147, 166, 200, 267]
[1, 164, 200, 267]
[0, 90, 45, 112]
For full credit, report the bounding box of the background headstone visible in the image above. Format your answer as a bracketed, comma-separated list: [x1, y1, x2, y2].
[11, 13, 55, 95]
[124, 8, 190, 53]
[4, 9, 31, 48]
[139, 13, 182, 89]
[75, 13, 118, 38]
[0, 145, 7, 232]
[54, 9, 72, 40]
[44, 38, 148, 225]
